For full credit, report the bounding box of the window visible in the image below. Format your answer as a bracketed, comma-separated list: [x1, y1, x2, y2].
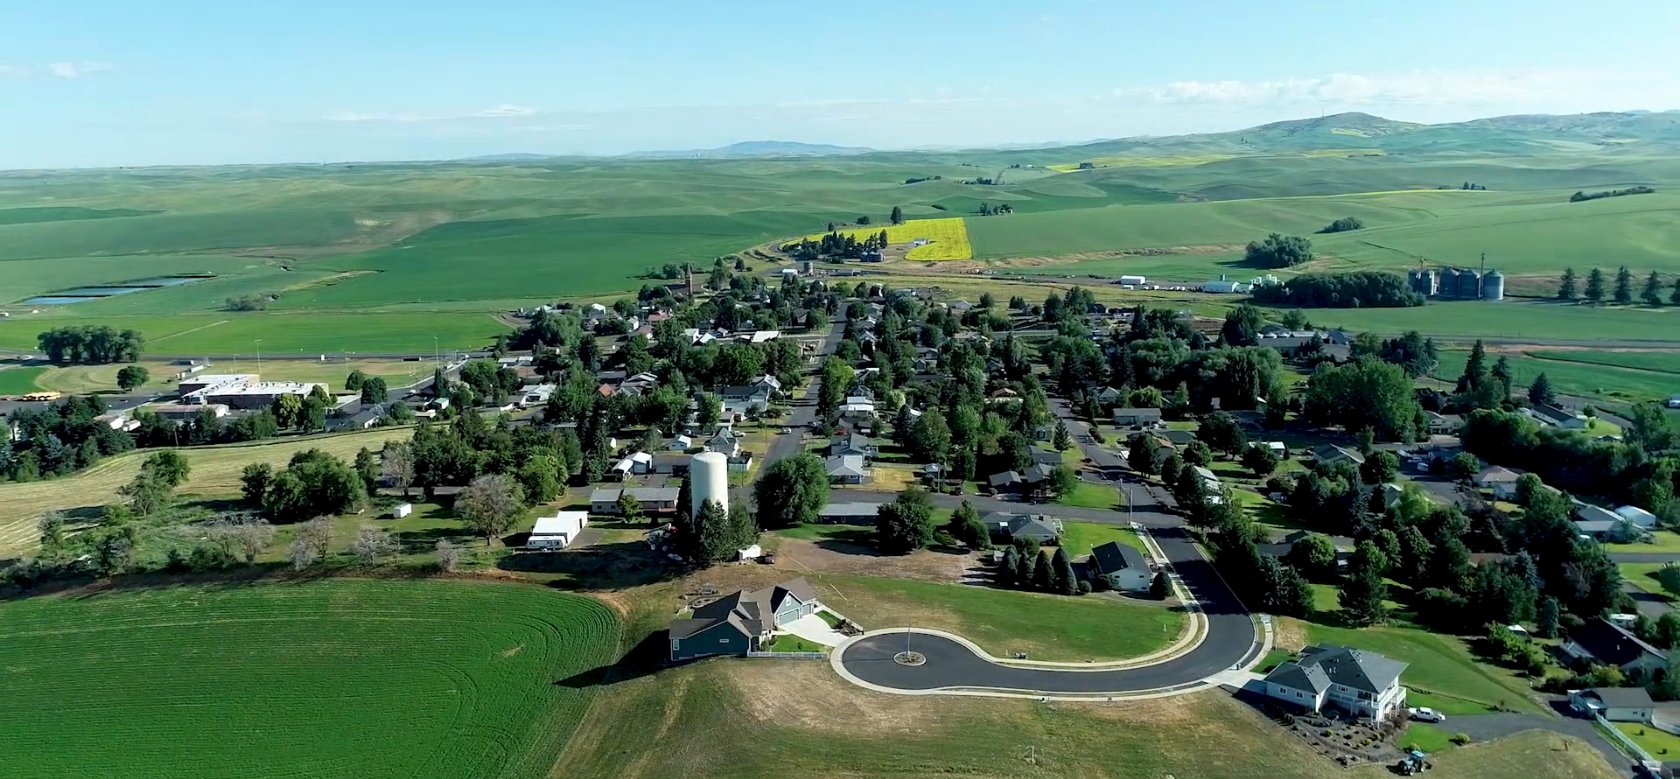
[719, 638, 729, 644]
[1296, 692, 1304, 699]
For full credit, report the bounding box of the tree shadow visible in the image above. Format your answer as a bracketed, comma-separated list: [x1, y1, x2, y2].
[813, 538, 893, 557]
[495, 540, 685, 590]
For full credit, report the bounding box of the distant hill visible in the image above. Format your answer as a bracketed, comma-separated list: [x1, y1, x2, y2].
[457, 152, 555, 162]
[624, 141, 875, 159]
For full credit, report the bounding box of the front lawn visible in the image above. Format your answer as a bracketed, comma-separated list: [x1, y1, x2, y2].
[1398, 723, 1459, 753]
[1057, 482, 1122, 510]
[815, 573, 1184, 662]
[1607, 530, 1680, 554]
[1615, 723, 1680, 759]
[1619, 563, 1677, 603]
[770, 524, 876, 544]
[764, 634, 827, 654]
[1060, 521, 1147, 558]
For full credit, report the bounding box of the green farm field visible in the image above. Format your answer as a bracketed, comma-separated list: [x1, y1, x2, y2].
[0, 311, 512, 354]
[1310, 300, 1680, 342]
[0, 579, 619, 779]
[1430, 347, 1680, 403]
[0, 366, 47, 393]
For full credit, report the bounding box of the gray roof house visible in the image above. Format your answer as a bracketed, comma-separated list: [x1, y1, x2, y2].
[1088, 541, 1151, 592]
[816, 502, 882, 525]
[703, 427, 741, 457]
[1029, 449, 1063, 467]
[828, 433, 876, 460]
[1530, 403, 1587, 429]
[1563, 618, 1669, 676]
[1112, 408, 1164, 427]
[826, 454, 870, 485]
[983, 512, 1063, 543]
[1263, 644, 1409, 719]
[1313, 444, 1365, 467]
[668, 578, 821, 662]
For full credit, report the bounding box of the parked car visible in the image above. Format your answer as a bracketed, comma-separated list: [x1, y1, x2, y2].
[1408, 707, 1445, 723]
[778, 427, 792, 434]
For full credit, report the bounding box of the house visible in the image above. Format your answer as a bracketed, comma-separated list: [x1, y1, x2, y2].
[528, 511, 589, 549]
[1161, 429, 1197, 447]
[1088, 541, 1151, 592]
[1263, 644, 1409, 719]
[1616, 506, 1660, 531]
[589, 487, 682, 515]
[1574, 505, 1646, 542]
[1112, 408, 1164, 427]
[610, 451, 654, 480]
[838, 398, 877, 424]
[1530, 403, 1588, 429]
[1474, 466, 1522, 500]
[1381, 483, 1405, 510]
[919, 463, 944, 484]
[720, 384, 773, 408]
[1425, 411, 1462, 436]
[817, 502, 883, 525]
[1032, 423, 1057, 442]
[1261, 441, 1287, 458]
[750, 374, 782, 394]
[826, 454, 870, 485]
[668, 578, 821, 661]
[1096, 387, 1124, 404]
[520, 384, 556, 408]
[983, 512, 1064, 543]
[1570, 687, 1656, 723]
[666, 434, 694, 451]
[1563, 618, 1669, 677]
[651, 452, 692, 476]
[703, 427, 741, 457]
[1029, 449, 1063, 468]
[828, 433, 877, 461]
[1313, 444, 1365, 467]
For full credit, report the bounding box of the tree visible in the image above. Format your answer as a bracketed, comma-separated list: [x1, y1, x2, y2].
[1052, 546, 1078, 595]
[1241, 445, 1280, 477]
[241, 462, 273, 505]
[288, 517, 334, 570]
[947, 501, 991, 549]
[753, 453, 830, 528]
[889, 206, 904, 225]
[908, 407, 951, 466]
[1127, 434, 1160, 475]
[1051, 421, 1073, 452]
[1048, 465, 1079, 500]
[616, 492, 643, 523]
[517, 454, 562, 504]
[456, 473, 525, 545]
[1556, 267, 1577, 300]
[1150, 570, 1172, 599]
[1030, 549, 1053, 591]
[231, 520, 275, 563]
[1159, 453, 1184, 487]
[875, 488, 936, 554]
[1656, 613, 1680, 650]
[1614, 265, 1634, 304]
[856, 215, 871, 225]
[1528, 373, 1555, 406]
[1287, 533, 1339, 581]
[999, 546, 1021, 588]
[1199, 411, 1248, 455]
[1339, 552, 1389, 626]
[116, 364, 150, 392]
[1535, 595, 1561, 638]
[1584, 267, 1605, 303]
[1360, 450, 1399, 486]
[141, 450, 191, 488]
[1220, 304, 1264, 347]
[352, 526, 397, 565]
[1672, 277, 1680, 306]
[1243, 233, 1313, 268]
[360, 376, 388, 405]
[1644, 271, 1665, 306]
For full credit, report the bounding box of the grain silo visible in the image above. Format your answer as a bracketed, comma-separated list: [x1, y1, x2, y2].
[1483, 270, 1505, 301]
[1454, 268, 1484, 300]
[691, 451, 729, 517]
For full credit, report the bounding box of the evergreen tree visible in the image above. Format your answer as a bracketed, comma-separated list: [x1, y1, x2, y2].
[1672, 277, 1680, 306]
[1457, 339, 1487, 392]
[1645, 271, 1666, 306]
[999, 546, 1020, 588]
[1535, 595, 1561, 638]
[1614, 265, 1634, 304]
[1052, 421, 1073, 452]
[889, 206, 904, 225]
[1052, 546, 1078, 595]
[1010, 547, 1033, 589]
[1030, 550, 1053, 591]
[1528, 373, 1555, 406]
[1338, 556, 1389, 626]
[1556, 267, 1577, 300]
[946, 500, 991, 550]
[1150, 570, 1172, 599]
[1584, 267, 1605, 302]
[1491, 356, 1514, 398]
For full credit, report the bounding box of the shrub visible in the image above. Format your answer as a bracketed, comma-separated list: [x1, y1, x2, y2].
[1076, 580, 1092, 595]
[1318, 217, 1365, 234]
[1450, 733, 1471, 745]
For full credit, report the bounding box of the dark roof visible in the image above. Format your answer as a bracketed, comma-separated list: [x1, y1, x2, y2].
[1571, 618, 1666, 667]
[830, 433, 873, 454]
[1266, 644, 1407, 695]
[1586, 687, 1655, 708]
[1030, 449, 1062, 467]
[1089, 541, 1147, 575]
[1112, 407, 1163, 420]
[676, 578, 819, 640]
[1024, 463, 1055, 483]
[989, 471, 1021, 487]
[1532, 403, 1578, 425]
[1313, 444, 1365, 465]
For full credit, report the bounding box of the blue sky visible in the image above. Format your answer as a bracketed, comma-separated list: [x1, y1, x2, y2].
[3, 0, 1679, 168]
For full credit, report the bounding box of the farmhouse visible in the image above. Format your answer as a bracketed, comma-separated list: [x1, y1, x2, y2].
[590, 487, 681, 515]
[1424, 411, 1462, 436]
[1088, 541, 1151, 592]
[527, 511, 589, 549]
[668, 578, 821, 661]
[1263, 644, 1409, 719]
[1563, 618, 1669, 676]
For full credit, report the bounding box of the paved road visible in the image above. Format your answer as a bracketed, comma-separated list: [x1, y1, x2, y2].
[837, 522, 1260, 694]
[1610, 554, 1680, 564]
[1450, 710, 1632, 771]
[760, 321, 845, 469]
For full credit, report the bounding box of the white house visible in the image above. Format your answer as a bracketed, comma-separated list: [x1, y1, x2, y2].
[1616, 505, 1660, 531]
[1088, 541, 1151, 592]
[1570, 687, 1656, 723]
[1263, 644, 1408, 720]
[528, 511, 589, 549]
[1474, 466, 1522, 500]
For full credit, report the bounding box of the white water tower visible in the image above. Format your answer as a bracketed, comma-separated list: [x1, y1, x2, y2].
[691, 451, 729, 516]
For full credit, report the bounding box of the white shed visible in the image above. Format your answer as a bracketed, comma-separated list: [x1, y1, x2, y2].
[736, 544, 763, 562]
[528, 511, 589, 549]
[391, 503, 414, 519]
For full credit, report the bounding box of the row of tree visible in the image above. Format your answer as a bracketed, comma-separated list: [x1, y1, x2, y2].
[1557, 266, 1680, 306]
[36, 326, 145, 365]
[1249, 272, 1423, 308]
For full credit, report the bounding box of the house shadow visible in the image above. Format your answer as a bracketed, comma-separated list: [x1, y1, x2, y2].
[495, 540, 685, 590]
[813, 538, 893, 557]
[554, 630, 673, 690]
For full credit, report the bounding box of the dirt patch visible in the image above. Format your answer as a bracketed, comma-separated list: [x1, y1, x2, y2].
[718, 661, 962, 735]
[1271, 617, 1309, 651]
[771, 537, 973, 583]
[499, 644, 525, 658]
[281, 270, 378, 292]
[1060, 692, 1204, 726]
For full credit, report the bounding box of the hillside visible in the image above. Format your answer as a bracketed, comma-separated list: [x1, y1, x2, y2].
[625, 141, 876, 159]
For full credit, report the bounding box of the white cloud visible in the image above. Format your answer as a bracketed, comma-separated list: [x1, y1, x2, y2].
[47, 61, 115, 79]
[323, 105, 540, 123]
[474, 105, 536, 118]
[1127, 69, 1675, 111]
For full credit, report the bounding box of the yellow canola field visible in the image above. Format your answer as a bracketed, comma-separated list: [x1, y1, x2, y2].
[808, 217, 973, 260]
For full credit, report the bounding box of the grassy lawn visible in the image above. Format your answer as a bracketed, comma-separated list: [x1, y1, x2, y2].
[0, 311, 513, 355]
[862, 462, 917, 493]
[769, 524, 876, 544]
[764, 634, 827, 653]
[1432, 346, 1680, 404]
[1398, 723, 1459, 753]
[1615, 723, 1680, 759]
[0, 579, 619, 779]
[1257, 647, 1295, 673]
[1288, 618, 1544, 714]
[1618, 563, 1677, 603]
[1059, 521, 1147, 558]
[1237, 489, 1305, 535]
[0, 366, 45, 393]
[814, 573, 1183, 662]
[31, 357, 436, 395]
[1056, 482, 1123, 511]
[1607, 530, 1680, 554]
[816, 610, 843, 628]
[0, 427, 410, 556]
[1404, 689, 1504, 717]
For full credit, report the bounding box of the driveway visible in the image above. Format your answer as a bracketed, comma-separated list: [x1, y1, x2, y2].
[1449, 711, 1630, 770]
[780, 612, 849, 648]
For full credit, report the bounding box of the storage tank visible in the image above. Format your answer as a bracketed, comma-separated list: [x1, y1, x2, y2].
[1454, 269, 1483, 300]
[1483, 270, 1505, 301]
[691, 451, 729, 517]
